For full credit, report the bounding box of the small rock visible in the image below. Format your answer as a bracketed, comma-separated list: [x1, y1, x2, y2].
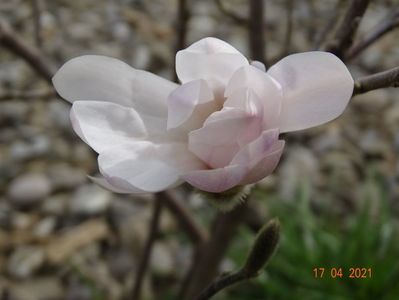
[47, 164, 87, 190]
[7, 173, 52, 206]
[107, 248, 133, 280]
[10, 135, 50, 161]
[69, 184, 111, 215]
[150, 242, 174, 276]
[40, 194, 68, 216]
[7, 246, 45, 279]
[9, 277, 64, 300]
[33, 217, 56, 239]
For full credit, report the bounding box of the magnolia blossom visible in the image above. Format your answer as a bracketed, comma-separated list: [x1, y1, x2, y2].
[53, 37, 353, 194]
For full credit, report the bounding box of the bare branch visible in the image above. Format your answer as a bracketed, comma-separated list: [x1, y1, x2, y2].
[248, 0, 266, 65]
[346, 9, 399, 60]
[173, 0, 190, 81]
[313, 0, 345, 50]
[161, 190, 208, 244]
[280, 0, 294, 56]
[0, 20, 54, 83]
[181, 202, 249, 300]
[0, 88, 55, 101]
[324, 0, 371, 59]
[30, 0, 45, 48]
[353, 66, 399, 96]
[195, 219, 280, 300]
[131, 196, 163, 300]
[215, 0, 247, 24]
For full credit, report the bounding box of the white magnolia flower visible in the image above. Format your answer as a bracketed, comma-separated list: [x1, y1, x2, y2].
[53, 37, 353, 194]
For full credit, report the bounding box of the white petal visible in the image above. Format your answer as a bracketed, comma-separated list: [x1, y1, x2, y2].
[183, 164, 246, 193]
[231, 129, 279, 165]
[188, 107, 261, 168]
[251, 60, 266, 72]
[98, 142, 204, 192]
[70, 101, 147, 153]
[88, 176, 142, 194]
[167, 79, 214, 129]
[225, 66, 283, 129]
[240, 140, 285, 185]
[267, 51, 354, 132]
[176, 37, 248, 86]
[53, 55, 177, 120]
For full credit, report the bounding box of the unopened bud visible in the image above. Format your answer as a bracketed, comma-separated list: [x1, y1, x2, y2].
[242, 218, 280, 276]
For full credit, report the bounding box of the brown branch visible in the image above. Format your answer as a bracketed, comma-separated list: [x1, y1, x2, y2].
[30, 0, 44, 49]
[248, 0, 266, 65]
[353, 66, 399, 96]
[195, 219, 280, 300]
[280, 0, 293, 56]
[181, 201, 250, 300]
[324, 0, 371, 59]
[173, 0, 190, 82]
[346, 9, 399, 60]
[161, 190, 208, 244]
[0, 20, 54, 83]
[131, 196, 163, 300]
[0, 88, 55, 101]
[313, 0, 345, 50]
[215, 0, 247, 24]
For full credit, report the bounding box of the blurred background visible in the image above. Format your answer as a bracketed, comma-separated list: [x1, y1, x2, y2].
[0, 0, 399, 299]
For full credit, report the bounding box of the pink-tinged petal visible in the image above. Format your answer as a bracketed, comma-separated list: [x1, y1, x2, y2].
[176, 37, 248, 86]
[188, 108, 259, 168]
[240, 140, 285, 185]
[183, 164, 247, 193]
[251, 60, 266, 72]
[88, 176, 142, 194]
[225, 66, 283, 129]
[267, 51, 354, 133]
[167, 79, 214, 129]
[70, 101, 146, 153]
[53, 55, 177, 120]
[98, 142, 205, 193]
[231, 129, 279, 165]
[222, 88, 264, 146]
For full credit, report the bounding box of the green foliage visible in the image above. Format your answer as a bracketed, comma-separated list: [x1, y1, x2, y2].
[220, 172, 399, 300]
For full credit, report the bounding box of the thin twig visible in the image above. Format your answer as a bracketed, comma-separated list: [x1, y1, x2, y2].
[0, 20, 54, 83]
[313, 0, 345, 50]
[353, 66, 399, 96]
[173, 0, 190, 81]
[161, 190, 208, 244]
[248, 0, 266, 65]
[215, 0, 247, 24]
[281, 0, 293, 57]
[195, 219, 280, 300]
[324, 0, 370, 59]
[346, 9, 399, 61]
[30, 0, 44, 49]
[0, 88, 55, 101]
[181, 202, 250, 300]
[195, 271, 250, 300]
[131, 196, 163, 300]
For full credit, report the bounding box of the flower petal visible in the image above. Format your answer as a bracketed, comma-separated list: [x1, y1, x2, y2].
[176, 37, 248, 86]
[167, 79, 214, 129]
[88, 175, 142, 194]
[70, 101, 147, 153]
[183, 164, 247, 193]
[53, 55, 177, 119]
[267, 51, 354, 132]
[188, 107, 261, 168]
[225, 66, 283, 129]
[240, 140, 285, 185]
[98, 141, 204, 193]
[231, 129, 279, 165]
